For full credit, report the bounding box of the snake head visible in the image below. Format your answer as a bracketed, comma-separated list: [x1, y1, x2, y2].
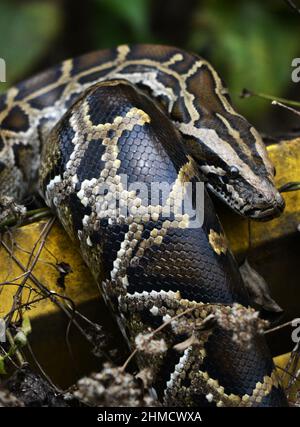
[190, 113, 285, 220]
[176, 59, 285, 221]
[205, 164, 285, 220]
[177, 60, 285, 220]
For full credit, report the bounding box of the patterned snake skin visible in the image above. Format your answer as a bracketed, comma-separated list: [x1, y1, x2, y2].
[0, 45, 287, 406]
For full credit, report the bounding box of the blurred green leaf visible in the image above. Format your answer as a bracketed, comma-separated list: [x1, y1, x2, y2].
[92, 0, 152, 49]
[101, 0, 150, 36]
[188, 0, 300, 120]
[0, 0, 61, 91]
[0, 357, 6, 375]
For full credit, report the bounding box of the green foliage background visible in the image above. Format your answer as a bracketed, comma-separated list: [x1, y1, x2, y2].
[0, 0, 300, 129]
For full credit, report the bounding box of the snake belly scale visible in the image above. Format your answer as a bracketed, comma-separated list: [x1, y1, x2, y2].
[0, 44, 287, 406]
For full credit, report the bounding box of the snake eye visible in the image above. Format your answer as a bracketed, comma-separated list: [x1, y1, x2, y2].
[229, 165, 240, 178]
[273, 166, 277, 177]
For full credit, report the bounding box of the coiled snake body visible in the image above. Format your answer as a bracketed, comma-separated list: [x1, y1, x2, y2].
[0, 45, 287, 406]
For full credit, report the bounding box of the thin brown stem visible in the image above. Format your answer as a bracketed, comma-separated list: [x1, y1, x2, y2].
[5, 217, 55, 324]
[6, 328, 25, 367]
[264, 319, 299, 335]
[121, 305, 219, 372]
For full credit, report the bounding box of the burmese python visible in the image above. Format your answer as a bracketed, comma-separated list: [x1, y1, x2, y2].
[0, 44, 287, 406]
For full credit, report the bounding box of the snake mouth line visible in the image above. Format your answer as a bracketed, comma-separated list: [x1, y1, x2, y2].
[245, 203, 285, 221]
[206, 183, 284, 220]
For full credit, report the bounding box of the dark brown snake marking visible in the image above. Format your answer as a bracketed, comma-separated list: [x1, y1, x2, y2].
[0, 45, 287, 406]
